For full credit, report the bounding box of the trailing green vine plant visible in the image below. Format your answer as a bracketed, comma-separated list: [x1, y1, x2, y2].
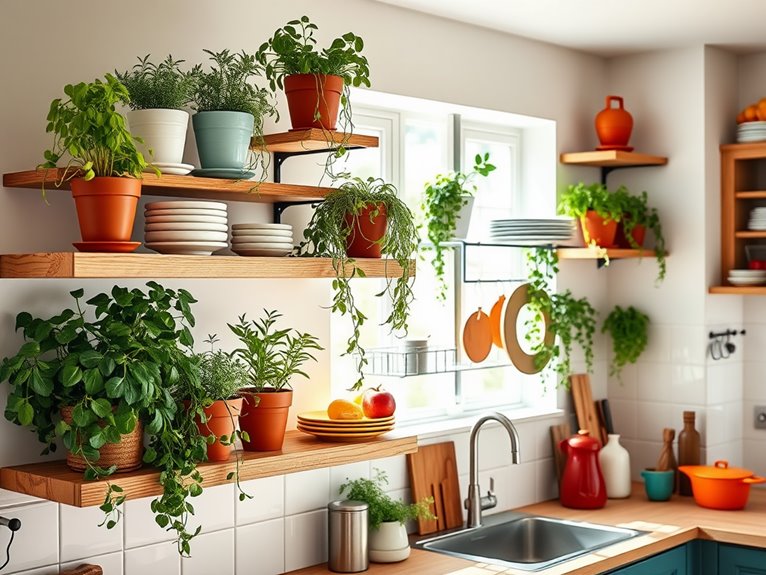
[421, 153, 495, 300]
[601, 305, 649, 381]
[524, 248, 598, 386]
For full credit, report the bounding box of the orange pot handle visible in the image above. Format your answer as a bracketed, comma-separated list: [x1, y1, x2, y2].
[713, 460, 729, 469]
[606, 95, 625, 109]
[743, 476, 766, 485]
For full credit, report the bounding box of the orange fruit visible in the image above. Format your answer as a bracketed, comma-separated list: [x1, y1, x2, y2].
[737, 111, 746, 124]
[745, 105, 758, 122]
[327, 399, 364, 420]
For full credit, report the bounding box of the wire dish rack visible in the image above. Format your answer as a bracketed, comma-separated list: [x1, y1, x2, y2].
[364, 346, 511, 378]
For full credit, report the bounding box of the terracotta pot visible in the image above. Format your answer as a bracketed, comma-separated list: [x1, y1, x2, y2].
[193, 398, 243, 462]
[615, 222, 646, 249]
[284, 74, 343, 131]
[238, 388, 293, 451]
[595, 95, 633, 148]
[70, 177, 141, 242]
[345, 203, 387, 259]
[679, 460, 766, 510]
[61, 406, 143, 473]
[580, 211, 618, 248]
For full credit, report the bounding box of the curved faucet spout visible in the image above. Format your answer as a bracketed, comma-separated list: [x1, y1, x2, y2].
[465, 412, 520, 528]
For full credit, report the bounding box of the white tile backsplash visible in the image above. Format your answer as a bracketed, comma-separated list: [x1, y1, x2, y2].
[60, 503, 123, 562]
[636, 401, 673, 442]
[124, 541, 180, 575]
[124, 495, 179, 549]
[1, 502, 57, 573]
[185, 483, 235, 535]
[284, 509, 328, 572]
[235, 475, 284, 526]
[284, 468, 330, 515]
[330, 461, 370, 501]
[369, 455, 408, 491]
[60, 551, 123, 575]
[236, 518, 285, 575]
[181, 528, 234, 575]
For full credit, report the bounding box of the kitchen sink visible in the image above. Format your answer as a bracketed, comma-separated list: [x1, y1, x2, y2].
[415, 513, 644, 571]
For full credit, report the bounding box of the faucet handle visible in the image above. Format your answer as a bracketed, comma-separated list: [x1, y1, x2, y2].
[488, 477, 495, 496]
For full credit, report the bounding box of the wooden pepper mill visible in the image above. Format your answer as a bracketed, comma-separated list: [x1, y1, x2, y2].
[656, 428, 678, 492]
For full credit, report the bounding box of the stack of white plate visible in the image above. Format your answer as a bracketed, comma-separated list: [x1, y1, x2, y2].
[231, 223, 293, 257]
[144, 200, 228, 255]
[737, 121, 766, 143]
[728, 269, 766, 286]
[749, 207, 766, 230]
[489, 217, 577, 245]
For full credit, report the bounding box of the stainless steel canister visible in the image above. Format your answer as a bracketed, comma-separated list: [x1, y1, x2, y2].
[328, 500, 369, 572]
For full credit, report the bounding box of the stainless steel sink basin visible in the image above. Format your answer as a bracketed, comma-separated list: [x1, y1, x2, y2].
[416, 513, 644, 571]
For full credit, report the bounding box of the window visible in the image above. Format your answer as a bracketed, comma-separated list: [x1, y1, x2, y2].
[330, 90, 557, 421]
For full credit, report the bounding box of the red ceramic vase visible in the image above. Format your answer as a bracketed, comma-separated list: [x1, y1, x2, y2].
[559, 430, 607, 509]
[595, 95, 633, 148]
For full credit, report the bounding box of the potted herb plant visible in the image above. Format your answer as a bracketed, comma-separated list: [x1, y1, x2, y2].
[618, 189, 667, 283]
[299, 176, 418, 390]
[339, 469, 434, 563]
[190, 49, 276, 178]
[229, 309, 322, 451]
[422, 152, 495, 300]
[602, 305, 649, 381]
[0, 282, 211, 556]
[525, 248, 598, 384]
[116, 54, 198, 169]
[558, 182, 623, 248]
[40, 74, 153, 249]
[256, 15, 370, 132]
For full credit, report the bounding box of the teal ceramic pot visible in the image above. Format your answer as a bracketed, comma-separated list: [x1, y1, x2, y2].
[641, 468, 675, 501]
[192, 111, 254, 169]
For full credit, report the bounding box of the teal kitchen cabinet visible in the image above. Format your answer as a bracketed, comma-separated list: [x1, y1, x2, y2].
[718, 543, 766, 575]
[608, 544, 688, 575]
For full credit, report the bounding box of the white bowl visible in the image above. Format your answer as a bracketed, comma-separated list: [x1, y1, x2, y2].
[145, 230, 229, 243]
[145, 214, 228, 224]
[145, 241, 228, 256]
[230, 241, 294, 249]
[145, 222, 228, 232]
[231, 229, 293, 237]
[232, 247, 292, 257]
[145, 208, 228, 217]
[231, 235, 293, 242]
[145, 200, 227, 211]
[728, 269, 766, 276]
[231, 223, 292, 231]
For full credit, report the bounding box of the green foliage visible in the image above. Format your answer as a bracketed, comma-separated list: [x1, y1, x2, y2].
[116, 54, 198, 110]
[602, 305, 649, 380]
[229, 310, 322, 392]
[40, 74, 150, 184]
[421, 153, 495, 300]
[339, 469, 434, 530]
[558, 182, 623, 222]
[620, 190, 667, 283]
[524, 248, 598, 386]
[298, 177, 418, 390]
[196, 336, 248, 400]
[0, 282, 214, 557]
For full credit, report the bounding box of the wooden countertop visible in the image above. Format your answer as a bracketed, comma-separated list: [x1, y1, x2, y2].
[289, 483, 766, 575]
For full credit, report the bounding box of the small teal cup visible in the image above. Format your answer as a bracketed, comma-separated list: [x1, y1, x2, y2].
[641, 468, 675, 501]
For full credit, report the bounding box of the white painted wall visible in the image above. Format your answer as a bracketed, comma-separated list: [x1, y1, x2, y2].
[0, 1, 605, 572]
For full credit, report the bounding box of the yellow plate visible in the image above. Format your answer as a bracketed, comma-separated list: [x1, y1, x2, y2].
[297, 410, 395, 425]
[297, 426, 392, 442]
[297, 421, 395, 433]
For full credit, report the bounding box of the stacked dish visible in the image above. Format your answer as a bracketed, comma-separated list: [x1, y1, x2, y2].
[231, 223, 294, 257]
[144, 200, 228, 255]
[489, 218, 577, 245]
[737, 121, 766, 143]
[749, 207, 766, 230]
[296, 411, 395, 442]
[728, 269, 766, 286]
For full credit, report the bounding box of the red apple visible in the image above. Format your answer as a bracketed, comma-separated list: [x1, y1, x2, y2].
[362, 386, 396, 418]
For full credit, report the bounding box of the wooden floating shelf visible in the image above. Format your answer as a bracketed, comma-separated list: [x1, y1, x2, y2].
[735, 191, 766, 199]
[560, 150, 668, 168]
[556, 247, 658, 260]
[735, 231, 766, 239]
[0, 253, 414, 279]
[254, 129, 379, 153]
[709, 286, 766, 295]
[0, 431, 417, 507]
[3, 169, 332, 204]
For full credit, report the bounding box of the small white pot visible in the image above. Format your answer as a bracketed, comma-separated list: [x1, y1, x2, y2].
[127, 108, 190, 165]
[452, 196, 474, 239]
[369, 521, 410, 563]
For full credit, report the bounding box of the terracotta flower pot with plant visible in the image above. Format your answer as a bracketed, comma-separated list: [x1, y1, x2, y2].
[616, 189, 667, 283]
[229, 309, 322, 451]
[299, 176, 419, 390]
[558, 182, 623, 249]
[257, 15, 370, 132]
[40, 74, 155, 250]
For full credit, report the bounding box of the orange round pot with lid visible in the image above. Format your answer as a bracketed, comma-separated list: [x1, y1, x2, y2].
[678, 460, 766, 510]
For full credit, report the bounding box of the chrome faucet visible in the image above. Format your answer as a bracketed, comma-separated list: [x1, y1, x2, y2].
[464, 412, 520, 528]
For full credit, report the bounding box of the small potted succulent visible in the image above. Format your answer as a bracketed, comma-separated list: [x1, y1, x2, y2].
[421, 152, 495, 300]
[298, 176, 418, 390]
[116, 54, 198, 169]
[256, 15, 370, 132]
[40, 74, 153, 249]
[602, 305, 649, 381]
[190, 49, 276, 177]
[229, 309, 322, 451]
[617, 189, 667, 283]
[339, 469, 434, 563]
[558, 182, 623, 248]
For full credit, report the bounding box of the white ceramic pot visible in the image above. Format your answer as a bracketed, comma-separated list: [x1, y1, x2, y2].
[452, 196, 474, 239]
[127, 108, 190, 165]
[599, 434, 632, 498]
[368, 521, 410, 563]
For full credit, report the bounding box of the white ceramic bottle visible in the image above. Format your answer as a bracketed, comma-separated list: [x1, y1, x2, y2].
[599, 434, 632, 498]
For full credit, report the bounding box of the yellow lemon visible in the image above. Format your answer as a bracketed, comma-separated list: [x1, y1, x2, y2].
[327, 399, 364, 420]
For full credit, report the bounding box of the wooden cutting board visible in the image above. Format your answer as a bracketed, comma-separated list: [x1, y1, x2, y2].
[569, 374, 603, 446]
[407, 442, 463, 534]
[550, 422, 572, 482]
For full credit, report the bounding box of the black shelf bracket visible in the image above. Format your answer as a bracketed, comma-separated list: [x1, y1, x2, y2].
[601, 166, 616, 185]
[272, 200, 322, 224]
